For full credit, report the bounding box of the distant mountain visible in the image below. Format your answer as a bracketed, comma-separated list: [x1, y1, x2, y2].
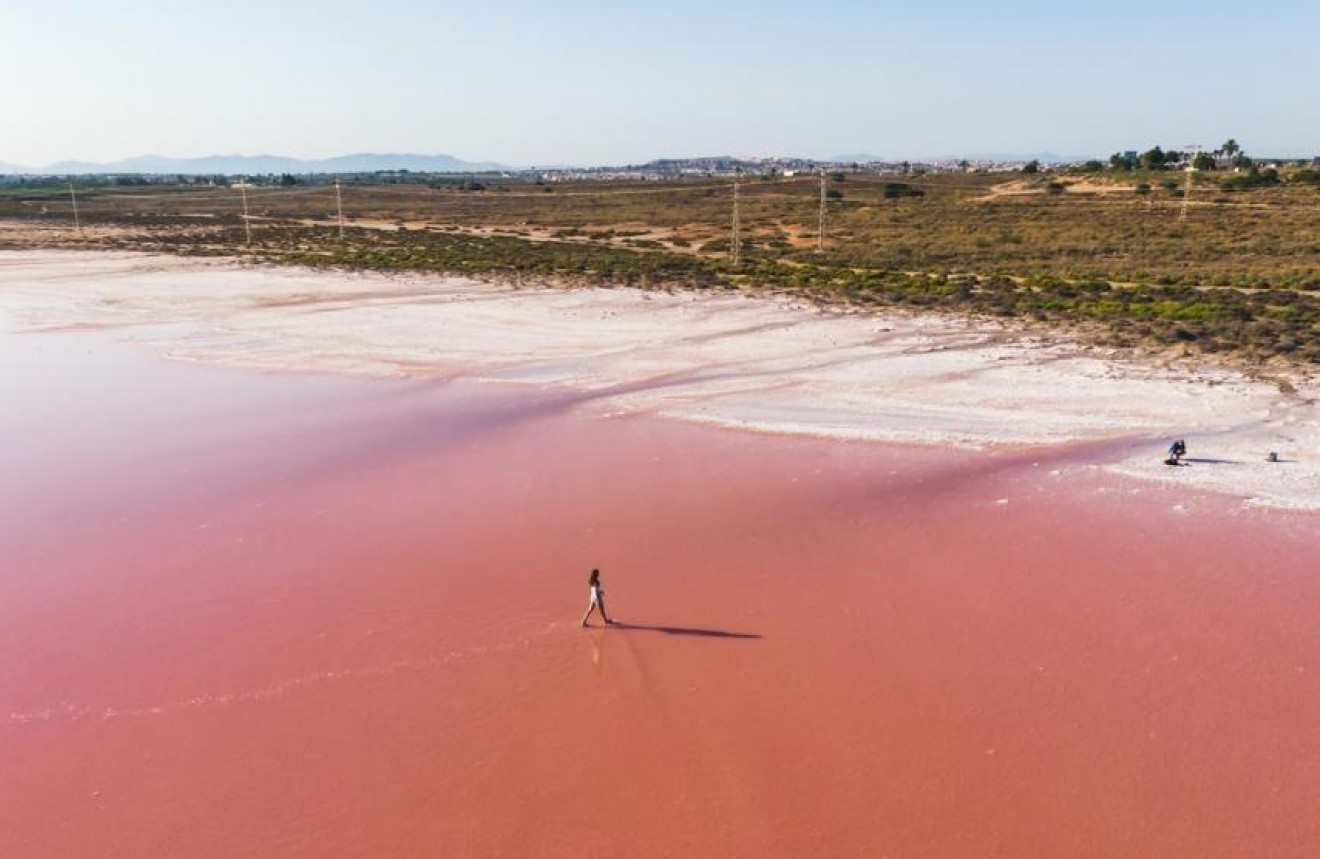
[1, 152, 508, 176]
[830, 153, 889, 163]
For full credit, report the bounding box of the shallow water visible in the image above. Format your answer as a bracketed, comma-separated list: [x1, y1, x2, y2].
[3, 316, 1320, 855]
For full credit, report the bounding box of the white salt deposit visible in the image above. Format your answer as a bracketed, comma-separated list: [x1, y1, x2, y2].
[2, 249, 1316, 509]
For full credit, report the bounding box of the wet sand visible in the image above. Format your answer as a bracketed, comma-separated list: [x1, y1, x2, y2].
[5, 320, 1320, 855]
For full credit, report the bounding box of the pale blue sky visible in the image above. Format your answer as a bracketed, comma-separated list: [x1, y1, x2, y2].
[2, 0, 1316, 166]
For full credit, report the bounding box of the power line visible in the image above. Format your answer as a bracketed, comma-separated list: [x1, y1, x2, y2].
[731, 172, 741, 266]
[68, 182, 81, 233]
[335, 181, 345, 240]
[817, 170, 827, 254]
[239, 184, 252, 245]
[1181, 143, 1200, 222]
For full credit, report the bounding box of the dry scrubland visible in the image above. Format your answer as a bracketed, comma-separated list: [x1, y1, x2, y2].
[2, 171, 1319, 367]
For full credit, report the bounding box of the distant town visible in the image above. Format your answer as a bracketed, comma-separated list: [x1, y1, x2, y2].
[3, 148, 1316, 188]
[0, 154, 1052, 187]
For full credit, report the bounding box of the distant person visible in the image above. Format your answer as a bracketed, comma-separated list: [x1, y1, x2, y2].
[581, 568, 613, 628]
[1165, 438, 1187, 466]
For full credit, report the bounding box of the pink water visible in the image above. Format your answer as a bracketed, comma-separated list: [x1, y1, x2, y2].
[4, 320, 1320, 855]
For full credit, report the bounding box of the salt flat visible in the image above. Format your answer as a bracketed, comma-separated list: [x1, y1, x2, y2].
[2, 249, 1315, 508]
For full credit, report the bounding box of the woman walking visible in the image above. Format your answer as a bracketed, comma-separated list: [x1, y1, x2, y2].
[581, 568, 613, 627]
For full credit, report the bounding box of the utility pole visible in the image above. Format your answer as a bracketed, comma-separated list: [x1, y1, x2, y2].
[335, 180, 345, 240]
[239, 184, 252, 245]
[817, 169, 827, 254]
[68, 182, 81, 233]
[1181, 144, 1200, 222]
[730, 171, 741, 266]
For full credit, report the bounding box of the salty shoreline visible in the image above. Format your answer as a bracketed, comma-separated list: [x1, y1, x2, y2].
[2, 248, 1317, 509]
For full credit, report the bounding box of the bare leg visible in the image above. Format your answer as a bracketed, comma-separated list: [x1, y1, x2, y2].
[581, 600, 597, 627]
[599, 597, 612, 625]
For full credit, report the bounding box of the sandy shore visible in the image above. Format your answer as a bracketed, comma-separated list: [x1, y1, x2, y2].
[2, 249, 1315, 509]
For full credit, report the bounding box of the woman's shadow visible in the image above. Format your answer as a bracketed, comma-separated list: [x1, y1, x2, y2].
[606, 620, 761, 640]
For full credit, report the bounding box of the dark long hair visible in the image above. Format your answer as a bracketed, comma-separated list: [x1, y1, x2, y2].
[588, 568, 600, 585]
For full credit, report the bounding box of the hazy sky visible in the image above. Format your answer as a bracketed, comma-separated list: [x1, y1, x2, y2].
[2, 0, 1316, 166]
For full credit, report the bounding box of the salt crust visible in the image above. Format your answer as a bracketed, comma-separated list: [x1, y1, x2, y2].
[2, 250, 1315, 510]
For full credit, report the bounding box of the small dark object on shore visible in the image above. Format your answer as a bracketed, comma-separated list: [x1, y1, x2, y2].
[1267, 451, 1279, 462]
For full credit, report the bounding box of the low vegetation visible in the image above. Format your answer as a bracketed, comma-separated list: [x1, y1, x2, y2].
[2, 162, 1319, 367]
